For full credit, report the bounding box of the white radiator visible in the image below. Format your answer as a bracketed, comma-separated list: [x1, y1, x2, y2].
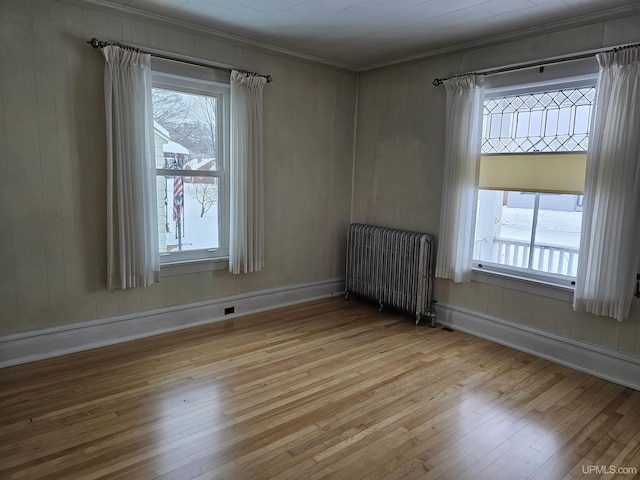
[345, 223, 437, 326]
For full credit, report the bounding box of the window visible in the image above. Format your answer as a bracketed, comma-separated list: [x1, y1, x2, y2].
[473, 81, 596, 285]
[151, 68, 230, 266]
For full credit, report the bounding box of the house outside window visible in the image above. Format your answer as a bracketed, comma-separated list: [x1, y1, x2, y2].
[151, 67, 230, 267]
[473, 82, 596, 285]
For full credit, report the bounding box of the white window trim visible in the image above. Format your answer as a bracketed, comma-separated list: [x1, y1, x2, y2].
[160, 257, 229, 277]
[473, 73, 598, 292]
[471, 267, 574, 302]
[151, 70, 231, 274]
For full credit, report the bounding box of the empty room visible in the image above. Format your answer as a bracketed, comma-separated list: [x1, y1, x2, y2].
[1, 0, 640, 478]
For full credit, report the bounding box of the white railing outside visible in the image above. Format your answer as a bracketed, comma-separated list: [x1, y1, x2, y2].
[474, 238, 579, 277]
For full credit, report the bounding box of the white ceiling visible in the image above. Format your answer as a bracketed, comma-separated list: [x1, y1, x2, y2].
[97, 0, 639, 71]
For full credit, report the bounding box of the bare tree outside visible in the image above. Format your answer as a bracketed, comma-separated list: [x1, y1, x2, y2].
[152, 88, 213, 158]
[152, 89, 191, 126]
[193, 95, 218, 164]
[187, 96, 218, 216]
[187, 179, 218, 217]
[152, 88, 219, 159]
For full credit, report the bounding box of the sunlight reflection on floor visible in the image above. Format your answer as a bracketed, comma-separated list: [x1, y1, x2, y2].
[152, 381, 225, 477]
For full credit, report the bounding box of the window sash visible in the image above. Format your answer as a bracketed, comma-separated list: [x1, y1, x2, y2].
[156, 169, 223, 177]
[473, 77, 596, 287]
[473, 79, 596, 286]
[473, 189, 582, 283]
[152, 70, 230, 265]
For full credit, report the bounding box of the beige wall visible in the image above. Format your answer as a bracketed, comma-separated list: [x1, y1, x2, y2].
[353, 15, 640, 357]
[2, 0, 640, 361]
[0, 0, 356, 334]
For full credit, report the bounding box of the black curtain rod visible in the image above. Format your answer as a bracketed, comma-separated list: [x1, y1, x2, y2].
[432, 42, 640, 87]
[87, 37, 273, 83]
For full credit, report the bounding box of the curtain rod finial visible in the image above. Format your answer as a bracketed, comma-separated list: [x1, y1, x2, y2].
[433, 78, 444, 87]
[87, 38, 109, 49]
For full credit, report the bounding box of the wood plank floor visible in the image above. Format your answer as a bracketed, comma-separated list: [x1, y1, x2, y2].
[1, 297, 639, 480]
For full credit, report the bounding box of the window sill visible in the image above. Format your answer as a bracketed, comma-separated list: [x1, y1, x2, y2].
[471, 268, 574, 302]
[160, 257, 229, 277]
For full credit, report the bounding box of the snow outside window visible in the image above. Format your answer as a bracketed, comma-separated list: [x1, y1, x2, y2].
[151, 71, 230, 265]
[473, 83, 596, 286]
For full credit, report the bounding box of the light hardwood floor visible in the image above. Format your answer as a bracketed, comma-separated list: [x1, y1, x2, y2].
[1, 297, 639, 479]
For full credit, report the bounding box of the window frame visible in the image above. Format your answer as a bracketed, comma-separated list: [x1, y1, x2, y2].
[472, 75, 598, 289]
[151, 70, 231, 270]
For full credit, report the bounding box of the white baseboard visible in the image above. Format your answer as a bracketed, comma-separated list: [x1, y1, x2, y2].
[4, 284, 637, 391]
[437, 303, 640, 391]
[0, 278, 346, 368]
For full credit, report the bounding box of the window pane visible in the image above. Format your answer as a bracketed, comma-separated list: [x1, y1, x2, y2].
[500, 112, 512, 138]
[515, 111, 530, 138]
[153, 88, 219, 164]
[529, 110, 543, 140]
[152, 86, 222, 255]
[474, 190, 583, 278]
[557, 107, 572, 135]
[474, 190, 534, 269]
[489, 114, 502, 139]
[158, 175, 220, 253]
[544, 109, 558, 137]
[531, 194, 582, 277]
[482, 87, 595, 154]
[574, 105, 591, 134]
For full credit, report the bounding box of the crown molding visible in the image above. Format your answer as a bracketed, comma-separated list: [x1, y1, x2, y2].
[59, 0, 639, 75]
[57, 0, 356, 74]
[357, 2, 640, 73]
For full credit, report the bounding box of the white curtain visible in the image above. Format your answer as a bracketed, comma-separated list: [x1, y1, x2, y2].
[573, 47, 640, 321]
[435, 75, 485, 283]
[229, 70, 267, 274]
[103, 46, 160, 289]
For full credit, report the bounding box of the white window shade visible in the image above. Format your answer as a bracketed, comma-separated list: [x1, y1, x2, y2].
[479, 153, 586, 194]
